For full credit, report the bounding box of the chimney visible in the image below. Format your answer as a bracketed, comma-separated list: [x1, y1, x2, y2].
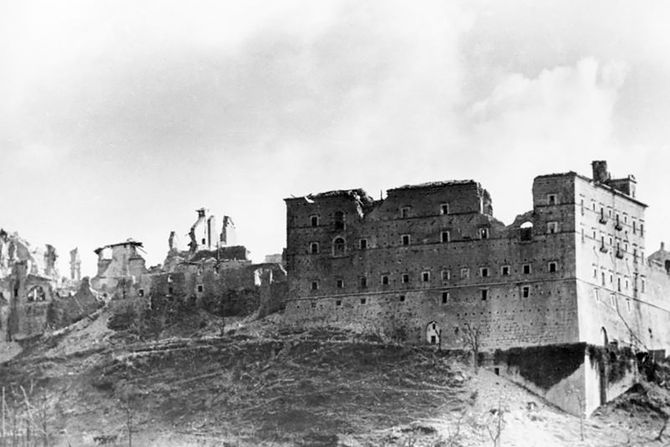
[591, 161, 610, 183]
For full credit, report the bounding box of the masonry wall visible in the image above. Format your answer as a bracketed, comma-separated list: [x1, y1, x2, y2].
[573, 175, 670, 354]
[284, 178, 581, 349]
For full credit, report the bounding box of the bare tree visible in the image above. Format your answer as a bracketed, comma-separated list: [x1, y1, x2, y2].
[461, 322, 481, 373]
[485, 400, 506, 447]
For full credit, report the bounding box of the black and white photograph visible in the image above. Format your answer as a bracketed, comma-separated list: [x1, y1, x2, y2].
[1, 1, 670, 445]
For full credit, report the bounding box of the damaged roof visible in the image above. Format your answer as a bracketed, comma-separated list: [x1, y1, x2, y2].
[388, 180, 477, 192]
[286, 188, 374, 204]
[94, 239, 144, 255]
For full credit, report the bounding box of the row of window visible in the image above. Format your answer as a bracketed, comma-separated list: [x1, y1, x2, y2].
[309, 284, 540, 308]
[592, 267, 645, 293]
[309, 261, 559, 291]
[594, 289, 634, 313]
[580, 198, 645, 236]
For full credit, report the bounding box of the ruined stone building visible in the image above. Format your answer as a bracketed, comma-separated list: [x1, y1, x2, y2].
[90, 209, 287, 318]
[283, 160, 670, 416]
[0, 231, 101, 341]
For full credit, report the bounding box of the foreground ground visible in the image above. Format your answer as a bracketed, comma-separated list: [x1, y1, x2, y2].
[0, 306, 669, 446]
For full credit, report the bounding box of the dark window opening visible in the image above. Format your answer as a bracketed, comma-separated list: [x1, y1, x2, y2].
[360, 277, 368, 288]
[168, 286, 174, 295]
[360, 298, 367, 304]
[501, 266, 510, 276]
[138, 289, 145, 297]
[520, 222, 533, 241]
[441, 231, 450, 243]
[336, 279, 344, 289]
[311, 281, 318, 290]
[359, 239, 368, 250]
[422, 271, 430, 282]
[401, 234, 410, 246]
[333, 237, 345, 256]
[197, 285, 204, 293]
[522, 286, 530, 298]
[440, 204, 449, 215]
[548, 262, 557, 273]
[310, 242, 319, 254]
[523, 264, 531, 274]
[399, 295, 406, 302]
[480, 228, 489, 239]
[334, 211, 345, 230]
[402, 274, 410, 284]
[336, 299, 342, 306]
[400, 207, 410, 218]
[381, 275, 389, 285]
[481, 268, 489, 277]
[311, 215, 319, 227]
[481, 289, 488, 300]
[442, 292, 449, 303]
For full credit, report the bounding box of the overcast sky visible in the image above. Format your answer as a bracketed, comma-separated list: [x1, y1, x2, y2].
[2, 0, 670, 276]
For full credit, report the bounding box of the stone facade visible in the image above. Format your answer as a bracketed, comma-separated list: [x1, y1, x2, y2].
[283, 160, 670, 416]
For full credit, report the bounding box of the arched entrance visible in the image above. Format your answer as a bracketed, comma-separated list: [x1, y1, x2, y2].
[426, 321, 441, 345]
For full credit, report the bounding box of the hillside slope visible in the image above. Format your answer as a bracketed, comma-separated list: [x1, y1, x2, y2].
[0, 307, 667, 446]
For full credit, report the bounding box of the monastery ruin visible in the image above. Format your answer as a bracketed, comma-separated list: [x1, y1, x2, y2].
[283, 160, 670, 415]
[2, 160, 670, 418]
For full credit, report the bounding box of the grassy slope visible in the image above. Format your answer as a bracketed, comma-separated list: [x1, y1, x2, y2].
[1, 307, 669, 447]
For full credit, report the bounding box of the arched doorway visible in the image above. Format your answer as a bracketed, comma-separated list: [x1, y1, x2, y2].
[426, 321, 440, 345]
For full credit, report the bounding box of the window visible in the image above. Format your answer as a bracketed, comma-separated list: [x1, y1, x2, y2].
[138, 289, 145, 297]
[601, 272, 606, 286]
[441, 270, 451, 281]
[520, 221, 533, 241]
[522, 286, 530, 298]
[333, 237, 345, 256]
[633, 221, 637, 234]
[548, 262, 557, 273]
[359, 239, 368, 250]
[501, 265, 510, 276]
[402, 273, 410, 283]
[617, 277, 621, 292]
[381, 275, 389, 285]
[522, 264, 531, 274]
[400, 207, 410, 218]
[440, 203, 449, 215]
[310, 242, 319, 254]
[580, 199, 584, 215]
[441, 231, 450, 243]
[197, 285, 204, 293]
[334, 211, 345, 230]
[642, 278, 646, 293]
[641, 223, 645, 236]
[360, 277, 368, 288]
[441, 292, 449, 303]
[480, 267, 489, 278]
[336, 279, 344, 289]
[422, 271, 430, 282]
[311, 302, 316, 308]
[401, 234, 410, 246]
[547, 222, 558, 234]
[481, 289, 488, 301]
[460, 268, 470, 279]
[310, 215, 319, 227]
[547, 194, 557, 205]
[360, 298, 367, 304]
[335, 299, 342, 306]
[399, 295, 406, 302]
[311, 281, 319, 291]
[168, 286, 174, 295]
[480, 228, 490, 239]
